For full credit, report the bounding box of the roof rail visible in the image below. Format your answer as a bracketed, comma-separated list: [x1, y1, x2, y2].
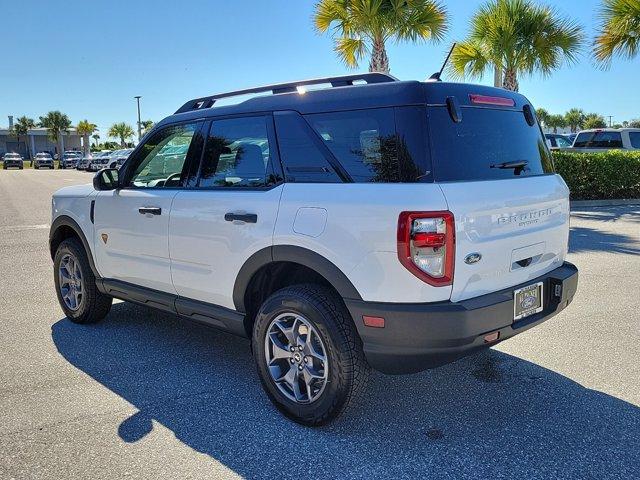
[174, 72, 398, 114]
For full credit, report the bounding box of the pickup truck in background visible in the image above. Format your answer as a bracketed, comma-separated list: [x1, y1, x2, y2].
[567, 128, 640, 152]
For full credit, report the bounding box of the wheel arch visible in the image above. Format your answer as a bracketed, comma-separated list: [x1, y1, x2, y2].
[233, 246, 363, 314]
[49, 215, 98, 277]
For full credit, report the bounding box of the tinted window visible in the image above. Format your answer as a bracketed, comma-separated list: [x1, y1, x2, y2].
[428, 107, 553, 182]
[306, 108, 430, 183]
[556, 136, 572, 148]
[199, 116, 274, 188]
[274, 112, 341, 183]
[574, 131, 623, 148]
[628, 132, 640, 148]
[127, 122, 201, 188]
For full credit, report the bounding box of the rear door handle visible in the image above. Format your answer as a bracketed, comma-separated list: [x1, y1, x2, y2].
[224, 213, 257, 223]
[139, 206, 162, 216]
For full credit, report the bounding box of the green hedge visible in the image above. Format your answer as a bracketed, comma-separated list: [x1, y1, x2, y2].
[552, 150, 640, 200]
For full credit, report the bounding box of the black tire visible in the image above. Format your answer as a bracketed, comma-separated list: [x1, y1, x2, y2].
[253, 284, 370, 426]
[53, 238, 112, 324]
[19, 166, 23, 169]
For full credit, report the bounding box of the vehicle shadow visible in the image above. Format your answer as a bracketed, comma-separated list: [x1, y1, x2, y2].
[51, 303, 640, 479]
[569, 225, 640, 255]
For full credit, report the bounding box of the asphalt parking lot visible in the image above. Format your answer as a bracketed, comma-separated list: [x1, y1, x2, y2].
[0, 169, 638, 479]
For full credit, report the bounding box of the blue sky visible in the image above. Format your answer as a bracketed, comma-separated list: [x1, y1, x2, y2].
[1, 0, 638, 140]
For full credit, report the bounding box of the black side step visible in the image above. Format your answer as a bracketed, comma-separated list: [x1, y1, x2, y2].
[97, 279, 247, 337]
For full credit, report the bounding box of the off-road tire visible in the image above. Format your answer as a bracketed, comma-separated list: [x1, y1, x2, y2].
[54, 237, 112, 324]
[253, 284, 370, 426]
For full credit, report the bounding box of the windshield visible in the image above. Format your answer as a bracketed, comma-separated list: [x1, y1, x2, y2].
[36, 153, 52, 159]
[574, 131, 623, 148]
[427, 106, 553, 182]
[4, 153, 20, 158]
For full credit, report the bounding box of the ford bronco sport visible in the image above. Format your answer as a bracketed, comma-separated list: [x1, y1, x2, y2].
[50, 73, 578, 425]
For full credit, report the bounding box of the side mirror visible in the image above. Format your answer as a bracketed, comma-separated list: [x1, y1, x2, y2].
[93, 168, 120, 191]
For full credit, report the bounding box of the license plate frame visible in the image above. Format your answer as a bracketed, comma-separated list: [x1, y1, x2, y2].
[513, 282, 544, 321]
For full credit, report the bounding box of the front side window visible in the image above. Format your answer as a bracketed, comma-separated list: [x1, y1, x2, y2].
[199, 116, 274, 188]
[556, 136, 572, 148]
[628, 132, 640, 148]
[127, 122, 201, 188]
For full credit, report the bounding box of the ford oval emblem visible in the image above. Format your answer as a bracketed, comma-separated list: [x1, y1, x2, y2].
[464, 253, 482, 265]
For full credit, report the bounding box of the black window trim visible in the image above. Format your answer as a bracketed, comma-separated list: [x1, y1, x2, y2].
[191, 111, 285, 192]
[118, 119, 207, 191]
[274, 110, 353, 183]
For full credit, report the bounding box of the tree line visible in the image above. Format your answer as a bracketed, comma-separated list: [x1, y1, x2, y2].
[536, 108, 640, 133]
[314, 0, 639, 91]
[7, 113, 153, 159]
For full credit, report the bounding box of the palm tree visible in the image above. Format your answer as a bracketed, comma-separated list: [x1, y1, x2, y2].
[583, 113, 607, 129]
[450, 0, 584, 91]
[141, 120, 154, 135]
[564, 108, 586, 133]
[10, 116, 36, 164]
[547, 114, 567, 134]
[92, 133, 100, 148]
[108, 122, 134, 147]
[76, 120, 97, 156]
[594, 0, 640, 65]
[39, 111, 71, 160]
[535, 108, 551, 128]
[313, 0, 448, 73]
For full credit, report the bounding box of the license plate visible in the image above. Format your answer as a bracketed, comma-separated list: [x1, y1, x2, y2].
[513, 282, 544, 321]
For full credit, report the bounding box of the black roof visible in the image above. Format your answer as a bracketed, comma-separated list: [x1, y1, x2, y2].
[156, 74, 530, 129]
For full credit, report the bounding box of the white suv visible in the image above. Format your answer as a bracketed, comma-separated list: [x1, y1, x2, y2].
[50, 74, 578, 425]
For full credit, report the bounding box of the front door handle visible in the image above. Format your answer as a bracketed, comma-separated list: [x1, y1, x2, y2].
[139, 206, 162, 216]
[224, 213, 257, 223]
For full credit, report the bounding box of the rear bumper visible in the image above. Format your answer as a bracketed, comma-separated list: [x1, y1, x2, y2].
[345, 262, 578, 374]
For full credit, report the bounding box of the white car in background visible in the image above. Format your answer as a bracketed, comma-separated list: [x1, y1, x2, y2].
[570, 128, 640, 152]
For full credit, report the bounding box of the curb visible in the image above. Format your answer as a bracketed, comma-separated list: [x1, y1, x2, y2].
[571, 199, 640, 208]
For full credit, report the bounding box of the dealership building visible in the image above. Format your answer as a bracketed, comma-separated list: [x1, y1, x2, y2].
[0, 116, 84, 159]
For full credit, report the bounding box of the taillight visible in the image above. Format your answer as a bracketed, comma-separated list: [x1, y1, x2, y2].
[397, 211, 455, 286]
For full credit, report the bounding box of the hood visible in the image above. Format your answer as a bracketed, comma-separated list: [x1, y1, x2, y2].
[52, 184, 95, 199]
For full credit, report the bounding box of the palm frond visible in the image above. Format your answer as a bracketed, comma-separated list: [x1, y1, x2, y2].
[334, 36, 368, 68]
[452, 0, 583, 83]
[448, 40, 491, 80]
[593, 0, 640, 66]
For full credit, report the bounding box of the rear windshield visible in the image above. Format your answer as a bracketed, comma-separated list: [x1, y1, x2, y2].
[574, 131, 623, 148]
[427, 107, 553, 182]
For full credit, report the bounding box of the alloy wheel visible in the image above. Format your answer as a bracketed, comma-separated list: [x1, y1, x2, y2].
[59, 253, 84, 311]
[264, 313, 328, 404]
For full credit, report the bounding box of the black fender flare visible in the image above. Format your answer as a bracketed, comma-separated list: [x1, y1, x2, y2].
[232, 245, 363, 313]
[49, 215, 99, 277]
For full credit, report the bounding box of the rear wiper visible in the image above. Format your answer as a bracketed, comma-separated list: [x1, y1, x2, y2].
[490, 160, 528, 170]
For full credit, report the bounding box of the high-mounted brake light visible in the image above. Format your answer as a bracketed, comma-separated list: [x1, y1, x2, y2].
[397, 211, 455, 287]
[469, 94, 515, 107]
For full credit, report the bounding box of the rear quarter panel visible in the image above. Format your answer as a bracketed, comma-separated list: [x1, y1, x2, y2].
[274, 183, 452, 303]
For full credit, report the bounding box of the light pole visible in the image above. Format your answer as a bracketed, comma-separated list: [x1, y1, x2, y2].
[134, 96, 142, 143]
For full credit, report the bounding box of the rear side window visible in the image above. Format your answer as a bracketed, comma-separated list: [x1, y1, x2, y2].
[274, 112, 342, 183]
[628, 132, 640, 148]
[305, 107, 431, 183]
[574, 131, 623, 148]
[198, 116, 280, 188]
[428, 107, 553, 182]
